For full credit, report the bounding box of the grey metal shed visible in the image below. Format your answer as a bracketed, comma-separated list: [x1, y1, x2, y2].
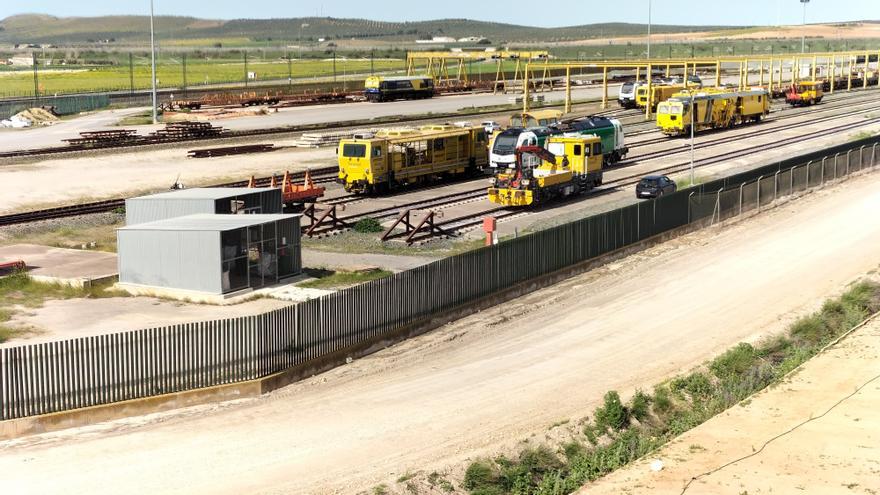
[118, 213, 301, 295]
[125, 187, 282, 225]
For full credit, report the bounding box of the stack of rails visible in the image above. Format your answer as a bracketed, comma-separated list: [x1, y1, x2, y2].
[62, 129, 140, 147]
[187, 144, 275, 158]
[150, 121, 225, 140]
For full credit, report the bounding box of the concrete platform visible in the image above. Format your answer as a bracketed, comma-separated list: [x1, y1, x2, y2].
[0, 244, 118, 287]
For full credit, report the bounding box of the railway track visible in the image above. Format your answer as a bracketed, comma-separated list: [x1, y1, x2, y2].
[2, 89, 877, 231]
[0, 166, 339, 227]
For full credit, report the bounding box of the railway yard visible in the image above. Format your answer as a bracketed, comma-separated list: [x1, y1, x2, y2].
[2, 32, 880, 495]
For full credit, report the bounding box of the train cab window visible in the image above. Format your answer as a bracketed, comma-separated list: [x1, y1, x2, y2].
[476, 131, 487, 143]
[372, 147, 382, 157]
[593, 143, 602, 155]
[342, 143, 367, 158]
[573, 144, 583, 156]
[433, 138, 445, 151]
[758, 95, 762, 102]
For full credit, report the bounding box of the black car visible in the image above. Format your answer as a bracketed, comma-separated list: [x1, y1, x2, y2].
[636, 175, 677, 199]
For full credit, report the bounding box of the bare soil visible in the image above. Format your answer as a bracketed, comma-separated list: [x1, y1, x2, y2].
[1, 170, 880, 495]
[583, 314, 880, 495]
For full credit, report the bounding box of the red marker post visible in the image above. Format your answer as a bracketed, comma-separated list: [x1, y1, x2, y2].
[483, 216, 497, 247]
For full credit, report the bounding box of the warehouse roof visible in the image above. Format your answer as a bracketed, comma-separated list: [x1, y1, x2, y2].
[118, 213, 299, 232]
[129, 187, 275, 200]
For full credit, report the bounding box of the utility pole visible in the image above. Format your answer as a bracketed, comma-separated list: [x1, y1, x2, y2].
[690, 92, 695, 186]
[801, 0, 810, 53]
[128, 52, 134, 98]
[287, 52, 292, 89]
[647, 0, 652, 60]
[181, 52, 187, 99]
[32, 52, 39, 104]
[333, 49, 337, 83]
[370, 50, 374, 75]
[149, 0, 158, 124]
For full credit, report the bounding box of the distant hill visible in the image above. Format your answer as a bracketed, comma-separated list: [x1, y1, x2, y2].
[0, 14, 742, 45]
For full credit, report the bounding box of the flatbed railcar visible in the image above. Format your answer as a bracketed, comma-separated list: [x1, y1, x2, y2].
[364, 76, 435, 102]
[656, 87, 770, 137]
[337, 125, 489, 194]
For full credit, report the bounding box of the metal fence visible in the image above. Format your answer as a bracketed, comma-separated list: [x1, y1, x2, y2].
[0, 94, 110, 120]
[2, 137, 879, 421]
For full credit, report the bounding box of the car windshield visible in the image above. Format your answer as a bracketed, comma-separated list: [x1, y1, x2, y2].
[493, 134, 519, 154]
[640, 178, 660, 186]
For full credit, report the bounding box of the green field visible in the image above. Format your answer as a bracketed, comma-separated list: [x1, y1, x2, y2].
[0, 57, 406, 97]
[2, 37, 878, 98]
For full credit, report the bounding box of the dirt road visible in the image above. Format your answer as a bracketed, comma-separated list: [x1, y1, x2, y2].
[2, 171, 880, 494]
[583, 313, 880, 495]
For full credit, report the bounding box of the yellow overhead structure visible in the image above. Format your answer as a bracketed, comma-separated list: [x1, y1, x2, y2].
[520, 50, 879, 119]
[406, 50, 549, 88]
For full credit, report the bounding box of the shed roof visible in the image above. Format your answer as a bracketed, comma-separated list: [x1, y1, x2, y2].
[118, 213, 299, 232]
[129, 187, 274, 201]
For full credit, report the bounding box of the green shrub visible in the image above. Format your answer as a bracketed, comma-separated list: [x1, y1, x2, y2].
[353, 217, 384, 233]
[629, 390, 652, 422]
[594, 391, 629, 433]
[464, 460, 498, 491]
[651, 385, 673, 416]
[710, 343, 760, 380]
[562, 441, 585, 462]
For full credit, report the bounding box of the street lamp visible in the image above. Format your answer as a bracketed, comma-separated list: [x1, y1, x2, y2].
[149, 0, 158, 124]
[800, 0, 810, 53]
[689, 91, 695, 186]
[299, 23, 309, 59]
[647, 0, 652, 60]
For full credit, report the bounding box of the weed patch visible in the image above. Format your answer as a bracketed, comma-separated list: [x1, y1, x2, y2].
[458, 281, 880, 494]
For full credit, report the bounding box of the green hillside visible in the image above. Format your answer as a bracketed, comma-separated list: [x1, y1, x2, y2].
[0, 14, 742, 45]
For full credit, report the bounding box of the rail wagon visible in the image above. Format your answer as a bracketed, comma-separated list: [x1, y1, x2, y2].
[636, 84, 685, 111]
[489, 126, 555, 170]
[489, 116, 627, 170]
[337, 125, 489, 194]
[656, 88, 770, 137]
[488, 135, 603, 207]
[551, 116, 628, 165]
[785, 81, 824, 107]
[364, 76, 435, 102]
[509, 110, 564, 128]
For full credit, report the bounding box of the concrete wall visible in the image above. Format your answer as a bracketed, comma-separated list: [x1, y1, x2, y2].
[118, 229, 222, 293]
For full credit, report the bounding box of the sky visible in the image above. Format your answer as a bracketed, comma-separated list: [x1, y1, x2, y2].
[1, 0, 878, 28]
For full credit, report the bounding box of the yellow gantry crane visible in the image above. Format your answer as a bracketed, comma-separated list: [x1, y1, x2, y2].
[524, 50, 878, 119]
[406, 50, 551, 92]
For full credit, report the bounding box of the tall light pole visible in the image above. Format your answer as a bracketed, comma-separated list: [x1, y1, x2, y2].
[689, 91, 695, 186]
[800, 0, 809, 53]
[647, 0, 652, 60]
[149, 0, 158, 124]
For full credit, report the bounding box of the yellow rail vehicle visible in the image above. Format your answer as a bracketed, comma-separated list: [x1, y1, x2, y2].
[488, 135, 603, 207]
[338, 126, 489, 194]
[636, 84, 685, 111]
[656, 88, 770, 137]
[785, 81, 824, 107]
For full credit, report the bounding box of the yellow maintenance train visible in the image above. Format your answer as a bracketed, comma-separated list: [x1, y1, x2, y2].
[488, 135, 604, 207]
[337, 125, 489, 194]
[656, 88, 770, 136]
